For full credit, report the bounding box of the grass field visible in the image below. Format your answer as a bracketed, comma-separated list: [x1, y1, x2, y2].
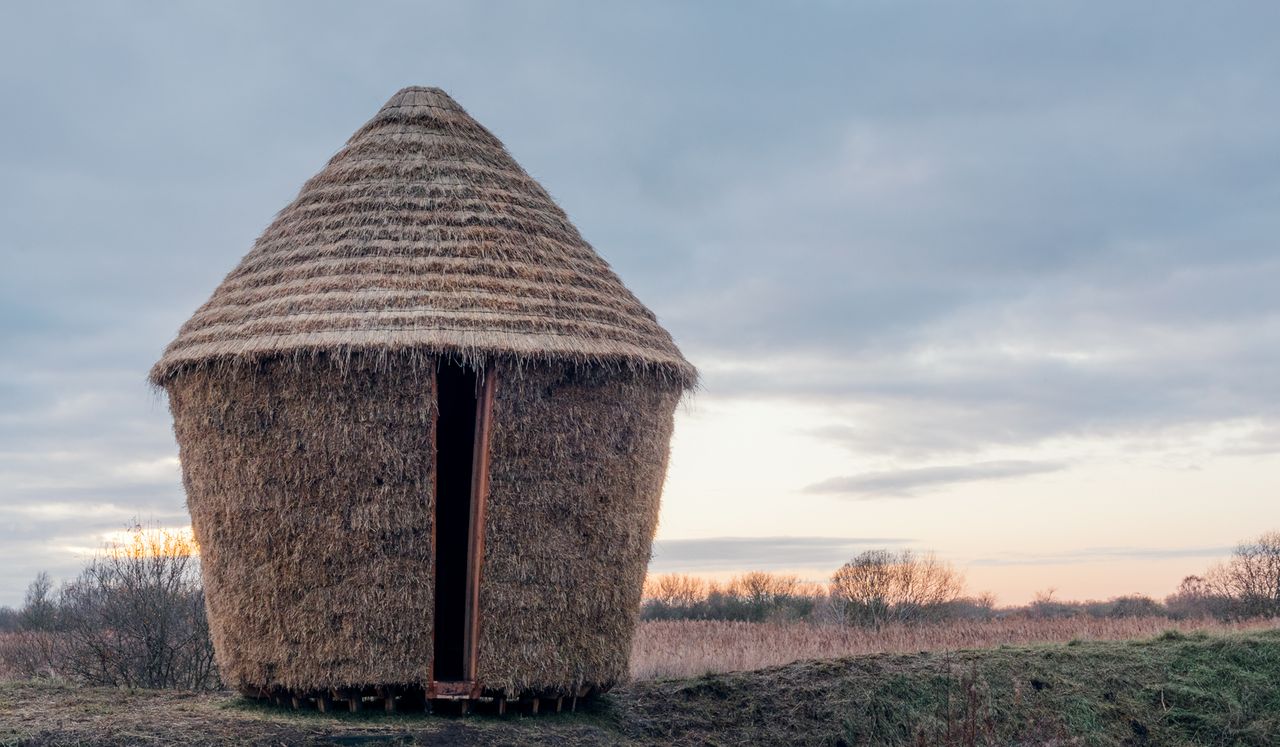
[630, 616, 1280, 679]
[3, 627, 1279, 746]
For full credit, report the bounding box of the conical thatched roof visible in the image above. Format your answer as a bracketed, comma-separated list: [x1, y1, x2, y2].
[151, 86, 694, 388]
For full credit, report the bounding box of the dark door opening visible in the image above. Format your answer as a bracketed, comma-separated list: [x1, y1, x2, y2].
[432, 363, 480, 682]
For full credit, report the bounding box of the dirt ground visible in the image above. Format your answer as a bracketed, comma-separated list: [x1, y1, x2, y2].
[3, 629, 1278, 746]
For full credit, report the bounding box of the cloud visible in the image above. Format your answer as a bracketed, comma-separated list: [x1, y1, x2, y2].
[968, 545, 1235, 567]
[2, 2, 1280, 605]
[1218, 424, 1280, 456]
[804, 460, 1066, 499]
[649, 536, 910, 573]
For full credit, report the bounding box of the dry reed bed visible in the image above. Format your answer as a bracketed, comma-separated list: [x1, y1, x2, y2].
[629, 616, 1280, 680]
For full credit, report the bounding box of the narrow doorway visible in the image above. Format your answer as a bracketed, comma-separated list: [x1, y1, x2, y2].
[431, 363, 494, 685]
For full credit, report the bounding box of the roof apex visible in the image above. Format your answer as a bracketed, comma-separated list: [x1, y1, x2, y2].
[151, 86, 695, 389]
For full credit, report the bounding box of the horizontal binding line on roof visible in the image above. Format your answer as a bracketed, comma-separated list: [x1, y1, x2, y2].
[324, 152, 527, 172]
[284, 181, 563, 206]
[376, 101, 464, 112]
[257, 221, 585, 252]
[238, 237, 603, 262]
[338, 134, 506, 149]
[278, 182, 556, 204]
[253, 210, 583, 236]
[174, 307, 669, 348]
[184, 289, 655, 329]
[248, 229, 593, 253]
[222, 257, 624, 293]
[350, 131, 509, 143]
[173, 319, 670, 354]
[288, 185, 560, 212]
[256, 208, 578, 236]
[191, 278, 656, 320]
[250, 226, 592, 253]
[317, 160, 543, 181]
[210, 261, 639, 295]
[155, 332, 695, 382]
[162, 332, 701, 370]
[184, 300, 655, 338]
[164, 330, 687, 357]
[348, 119, 501, 141]
[154, 332, 695, 387]
[267, 193, 571, 215]
[225, 258, 624, 296]
[268, 197, 576, 232]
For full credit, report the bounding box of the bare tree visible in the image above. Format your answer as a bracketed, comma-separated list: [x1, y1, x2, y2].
[19, 572, 57, 631]
[830, 549, 965, 627]
[728, 572, 800, 608]
[726, 572, 812, 622]
[1205, 531, 1280, 618]
[57, 525, 218, 690]
[1165, 575, 1233, 619]
[0, 606, 19, 633]
[642, 572, 825, 622]
[645, 574, 709, 609]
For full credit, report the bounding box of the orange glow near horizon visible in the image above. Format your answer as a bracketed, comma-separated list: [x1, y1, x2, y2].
[100, 525, 200, 558]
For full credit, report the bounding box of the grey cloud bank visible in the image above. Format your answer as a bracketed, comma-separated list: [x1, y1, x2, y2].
[649, 536, 911, 574]
[2, 2, 1279, 604]
[968, 546, 1237, 567]
[804, 460, 1066, 499]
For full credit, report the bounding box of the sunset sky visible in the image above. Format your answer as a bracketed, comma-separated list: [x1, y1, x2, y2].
[3, 2, 1279, 606]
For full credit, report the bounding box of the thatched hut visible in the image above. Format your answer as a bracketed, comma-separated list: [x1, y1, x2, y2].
[151, 86, 695, 707]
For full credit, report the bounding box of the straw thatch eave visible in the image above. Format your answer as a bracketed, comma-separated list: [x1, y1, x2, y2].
[150, 86, 695, 389]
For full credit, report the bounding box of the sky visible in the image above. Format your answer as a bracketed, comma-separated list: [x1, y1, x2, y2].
[2, 1, 1279, 607]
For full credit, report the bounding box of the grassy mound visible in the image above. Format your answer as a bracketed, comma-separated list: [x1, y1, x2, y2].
[617, 627, 1280, 745]
[2, 628, 1277, 746]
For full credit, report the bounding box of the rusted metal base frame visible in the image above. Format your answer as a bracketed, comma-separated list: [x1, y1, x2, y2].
[240, 683, 601, 715]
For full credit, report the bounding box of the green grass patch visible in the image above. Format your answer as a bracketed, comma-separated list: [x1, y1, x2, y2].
[2, 628, 1277, 745]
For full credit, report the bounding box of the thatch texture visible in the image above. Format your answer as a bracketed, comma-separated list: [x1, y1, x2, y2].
[155, 86, 693, 698]
[477, 362, 679, 694]
[168, 357, 437, 690]
[167, 355, 679, 694]
[149, 86, 694, 389]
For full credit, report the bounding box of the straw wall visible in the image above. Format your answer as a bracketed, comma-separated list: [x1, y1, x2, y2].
[477, 363, 680, 695]
[168, 356, 437, 691]
[166, 354, 679, 694]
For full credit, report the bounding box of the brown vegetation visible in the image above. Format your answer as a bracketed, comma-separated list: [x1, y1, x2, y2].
[5, 629, 1280, 745]
[628, 616, 1280, 680]
[642, 530, 1280, 629]
[1186, 530, 1280, 618]
[0, 526, 216, 689]
[830, 549, 966, 626]
[7, 529, 1280, 695]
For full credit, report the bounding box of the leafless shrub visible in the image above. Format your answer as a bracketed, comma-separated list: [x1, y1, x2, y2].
[830, 549, 966, 627]
[5, 526, 221, 689]
[644, 573, 709, 610]
[0, 574, 63, 678]
[642, 572, 825, 622]
[19, 573, 58, 632]
[1202, 531, 1280, 618]
[0, 606, 19, 633]
[0, 632, 61, 679]
[1166, 574, 1235, 619]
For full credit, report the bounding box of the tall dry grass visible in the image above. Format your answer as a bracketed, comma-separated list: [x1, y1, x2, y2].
[629, 616, 1280, 680]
